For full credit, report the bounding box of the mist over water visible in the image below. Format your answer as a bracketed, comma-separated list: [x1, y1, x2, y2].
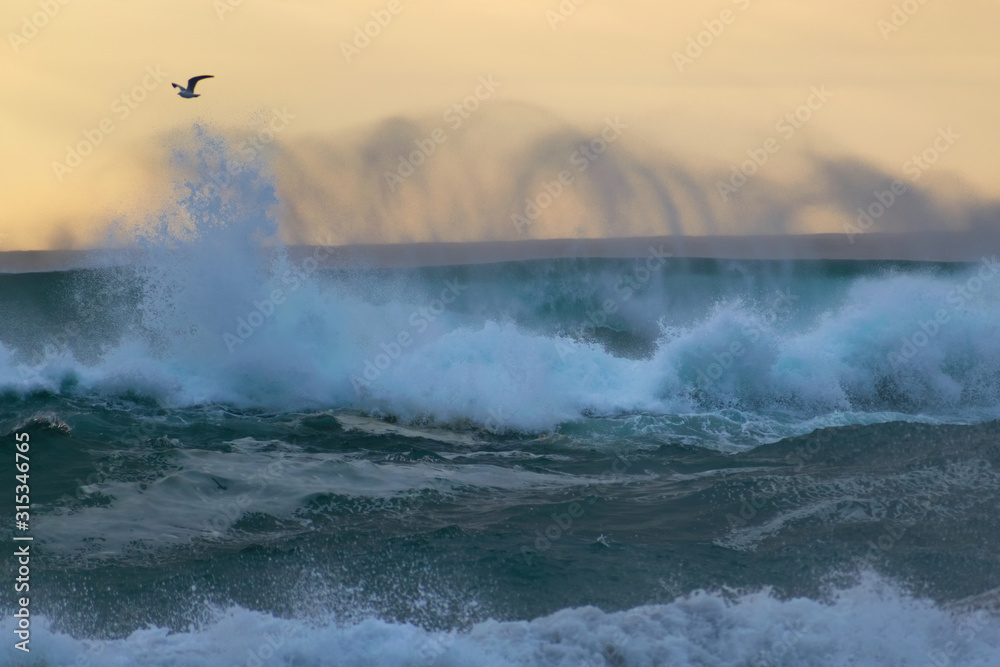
[258, 104, 996, 250]
[21, 103, 989, 254]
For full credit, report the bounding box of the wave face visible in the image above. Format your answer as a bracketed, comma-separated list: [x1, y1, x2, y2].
[1, 130, 998, 447]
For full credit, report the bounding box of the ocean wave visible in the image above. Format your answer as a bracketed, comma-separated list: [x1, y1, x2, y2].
[5, 574, 998, 666]
[2, 266, 998, 442]
[1, 129, 998, 442]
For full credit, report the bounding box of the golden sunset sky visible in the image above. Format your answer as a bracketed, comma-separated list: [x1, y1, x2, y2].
[2, 0, 998, 250]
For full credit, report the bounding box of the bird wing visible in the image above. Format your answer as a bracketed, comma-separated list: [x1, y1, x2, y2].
[186, 75, 214, 91]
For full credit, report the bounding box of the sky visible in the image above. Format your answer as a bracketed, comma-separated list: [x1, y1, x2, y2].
[2, 0, 999, 250]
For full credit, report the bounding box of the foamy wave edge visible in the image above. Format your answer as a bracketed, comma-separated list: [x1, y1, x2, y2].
[5, 574, 999, 667]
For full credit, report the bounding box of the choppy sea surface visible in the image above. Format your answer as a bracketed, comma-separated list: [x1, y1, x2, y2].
[2, 133, 999, 666]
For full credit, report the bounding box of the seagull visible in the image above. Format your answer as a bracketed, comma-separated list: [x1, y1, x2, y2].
[172, 75, 214, 99]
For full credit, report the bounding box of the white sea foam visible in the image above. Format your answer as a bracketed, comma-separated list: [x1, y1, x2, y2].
[5, 574, 998, 666]
[4, 269, 999, 442]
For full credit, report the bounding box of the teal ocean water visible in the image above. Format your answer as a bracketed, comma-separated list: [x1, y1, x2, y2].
[2, 132, 999, 666]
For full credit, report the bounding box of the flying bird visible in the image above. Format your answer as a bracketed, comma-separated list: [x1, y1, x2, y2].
[172, 75, 214, 99]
